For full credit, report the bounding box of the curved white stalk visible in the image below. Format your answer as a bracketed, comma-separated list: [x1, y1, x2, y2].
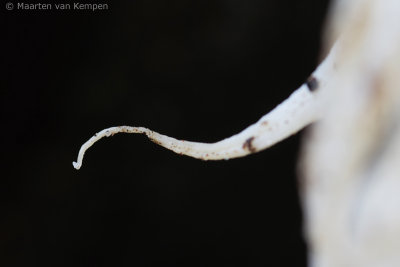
[73, 43, 339, 170]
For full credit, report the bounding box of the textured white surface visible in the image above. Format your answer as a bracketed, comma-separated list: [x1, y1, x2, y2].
[73, 1, 400, 266]
[72, 46, 337, 170]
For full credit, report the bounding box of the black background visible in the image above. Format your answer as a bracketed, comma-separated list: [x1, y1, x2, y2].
[2, 0, 330, 266]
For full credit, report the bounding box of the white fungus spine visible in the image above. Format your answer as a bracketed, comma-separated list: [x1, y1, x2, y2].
[72, 43, 338, 170]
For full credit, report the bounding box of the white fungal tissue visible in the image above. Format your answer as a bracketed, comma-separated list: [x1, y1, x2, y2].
[72, 43, 339, 170]
[73, 0, 400, 266]
[300, 0, 400, 266]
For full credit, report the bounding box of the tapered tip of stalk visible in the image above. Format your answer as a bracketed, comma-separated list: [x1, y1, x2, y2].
[72, 161, 81, 170]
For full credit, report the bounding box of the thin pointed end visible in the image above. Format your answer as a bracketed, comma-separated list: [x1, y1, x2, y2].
[72, 161, 81, 170]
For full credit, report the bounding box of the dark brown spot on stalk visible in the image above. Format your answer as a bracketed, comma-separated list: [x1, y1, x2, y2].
[306, 76, 319, 92]
[243, 137, 256, 153]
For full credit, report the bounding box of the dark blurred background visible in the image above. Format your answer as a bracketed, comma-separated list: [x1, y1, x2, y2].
[2, 0, 330, 266]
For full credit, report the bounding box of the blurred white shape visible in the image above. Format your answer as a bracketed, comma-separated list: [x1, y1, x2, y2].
[301, 0, 400, 266]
